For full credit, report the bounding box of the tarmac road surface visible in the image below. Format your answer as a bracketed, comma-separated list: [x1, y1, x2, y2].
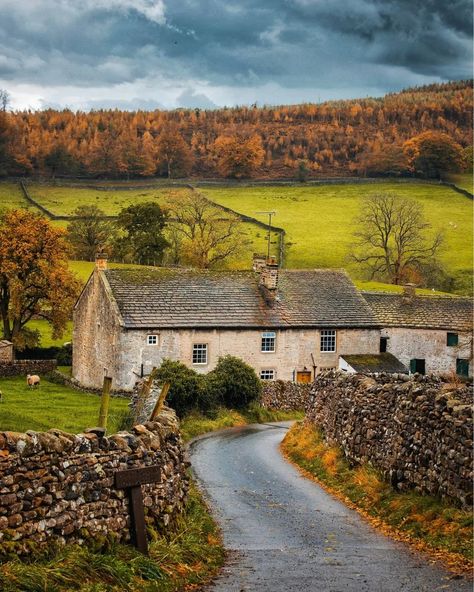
[189, 421, 471, 592]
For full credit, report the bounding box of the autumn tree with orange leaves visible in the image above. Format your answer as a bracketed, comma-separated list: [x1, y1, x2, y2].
[156, 126, 194, 178]
[0, 209, 80, 348]
[212, 134, 265, 178]
[403, 131, 464, 179]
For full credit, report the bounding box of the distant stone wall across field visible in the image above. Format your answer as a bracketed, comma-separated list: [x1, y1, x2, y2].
[261, 380, 311, 411]
[0, 407, 188, 555]
[0, 360, 57, 378]
[306, 372, 473, 506]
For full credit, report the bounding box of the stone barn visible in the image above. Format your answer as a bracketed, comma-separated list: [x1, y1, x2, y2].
[363, 287, 473, 377]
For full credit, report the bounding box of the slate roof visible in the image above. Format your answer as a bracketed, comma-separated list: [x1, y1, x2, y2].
[341, 353, 408, 374]
[102, 268, 378, 329]
[363, 292, 473, 332]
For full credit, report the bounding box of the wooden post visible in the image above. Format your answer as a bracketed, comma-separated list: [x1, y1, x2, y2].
[98, 376, 112, 429]
[115, 465, 162, 555]
[149, 381, 170, 421]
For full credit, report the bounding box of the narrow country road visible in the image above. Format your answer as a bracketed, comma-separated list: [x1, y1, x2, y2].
[189, 422, 471, 592]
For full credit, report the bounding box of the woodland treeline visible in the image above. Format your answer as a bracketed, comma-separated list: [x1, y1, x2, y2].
[0, 80, 472, 180]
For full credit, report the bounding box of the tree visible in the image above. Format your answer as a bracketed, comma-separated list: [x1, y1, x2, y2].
[44, 145, 78, 178]
[166, 190, 248, 269]
[0, 209, 80, 348]
[155, 126, 194, 178]
[67, 205, 116, 261]
[115, 202, 168, 265]
[351, 193, 443, 285]
[212, 134, 264, 178]
[403, 131, 464, 179]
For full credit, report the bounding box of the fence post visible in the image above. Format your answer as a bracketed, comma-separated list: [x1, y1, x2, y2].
[98, 376, 113, 429]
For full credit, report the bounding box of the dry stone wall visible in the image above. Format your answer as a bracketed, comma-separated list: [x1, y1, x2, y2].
[0, 407, 188, 555]
[261, 380, 311, 411]
[0, 360, 57, 378]
[306, 372, 473, 506]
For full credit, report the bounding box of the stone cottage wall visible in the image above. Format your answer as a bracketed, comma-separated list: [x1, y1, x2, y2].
[0, 407, 188, 555]
[306, 372, 473, 506]
[260, 380, 311, 411]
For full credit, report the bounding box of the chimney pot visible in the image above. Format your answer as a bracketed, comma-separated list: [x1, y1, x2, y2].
[95, 252, 108, 271]
[402, 283, 416, 301]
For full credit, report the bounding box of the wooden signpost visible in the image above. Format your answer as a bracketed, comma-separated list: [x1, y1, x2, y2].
[115, 465, 162, 554]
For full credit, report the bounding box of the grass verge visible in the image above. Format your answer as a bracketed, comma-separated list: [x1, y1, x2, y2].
[281, 422, 473, 575]
[180, 404, 304, 442]
[0, 484, 224, 592]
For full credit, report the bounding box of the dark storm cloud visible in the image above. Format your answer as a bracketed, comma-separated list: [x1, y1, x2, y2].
[0, 0, 471, 108]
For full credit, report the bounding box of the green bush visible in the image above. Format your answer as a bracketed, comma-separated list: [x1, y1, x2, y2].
[205, 355, 262, 410]
[154, 359, 216, 418]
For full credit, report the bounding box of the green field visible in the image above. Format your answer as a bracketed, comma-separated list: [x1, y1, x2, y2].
[0, 182, 29, 209]
[203, 182, 473, 293]
[27, 183, 170, 216]
[0, 376, 129, 433]
[447, 173, 473, 193]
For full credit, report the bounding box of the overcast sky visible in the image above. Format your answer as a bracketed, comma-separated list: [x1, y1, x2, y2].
[0, 0, 472, 111]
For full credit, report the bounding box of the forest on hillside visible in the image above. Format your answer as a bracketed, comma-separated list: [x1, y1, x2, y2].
[0, 80, 472, 180]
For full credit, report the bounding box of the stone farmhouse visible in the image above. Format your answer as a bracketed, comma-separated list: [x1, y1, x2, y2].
[72, 257, 473, 390]
[73, 257, 381, 390]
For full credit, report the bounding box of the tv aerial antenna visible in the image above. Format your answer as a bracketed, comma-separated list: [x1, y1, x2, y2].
[256, 211, 276, 259]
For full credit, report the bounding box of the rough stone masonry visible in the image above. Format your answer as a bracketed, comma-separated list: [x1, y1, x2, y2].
[0, 407, 188, 555]
[306, 372, 473, 506]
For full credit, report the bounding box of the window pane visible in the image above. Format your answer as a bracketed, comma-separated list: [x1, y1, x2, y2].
[447, 333, 459, 346]
[320, 330, 336, 352]
[147, 335, 158, 345]
[260, 370, 275, 380]
[261, 332, 276, 352]
[192, 344, 207, 364]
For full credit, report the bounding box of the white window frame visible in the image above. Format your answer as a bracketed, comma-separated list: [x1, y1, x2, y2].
[260, 369, 275, 380]
[147, 334, 159, 346]
[192, 343, 208, 365]
[320, 330, 336, 353]
[261, 331, 276, 353]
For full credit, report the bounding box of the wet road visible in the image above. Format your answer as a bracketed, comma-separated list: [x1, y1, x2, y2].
[189, 422, 471, 592]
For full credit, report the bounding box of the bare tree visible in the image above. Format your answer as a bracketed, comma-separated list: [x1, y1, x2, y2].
[0, 89, 10, 112]
[166, 190, 248, 269]
[351, 193, 443, 285]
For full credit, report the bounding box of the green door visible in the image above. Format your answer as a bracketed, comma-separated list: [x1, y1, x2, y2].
[410, 359, 425, 374]
[456, 359, 469, 377]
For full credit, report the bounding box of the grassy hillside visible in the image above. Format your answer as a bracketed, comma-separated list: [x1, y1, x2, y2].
[203, 182, 473, 293]
[26, 183, 170, 216]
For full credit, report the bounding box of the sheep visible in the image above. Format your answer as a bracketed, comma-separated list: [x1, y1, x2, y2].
[27, 374, 40, 388]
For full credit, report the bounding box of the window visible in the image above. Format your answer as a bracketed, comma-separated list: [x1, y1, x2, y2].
[260, 369, 275, 380]
[456, 359, 469, 377]
[409, 359, 425, 374]
[380, 337, 388, 353]
[261, 331, 276, 352]
[192, 344, 208, 365]
[147, 335, 158, 345]
[447, 333, 459, 347]
[320, 330, 336, 352]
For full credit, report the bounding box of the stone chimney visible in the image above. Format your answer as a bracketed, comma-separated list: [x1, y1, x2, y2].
[402, 283, 416, 302]
[95, 252, 108, 271]
[252, 253, 267, 273]
[259, 257, 279, 299]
